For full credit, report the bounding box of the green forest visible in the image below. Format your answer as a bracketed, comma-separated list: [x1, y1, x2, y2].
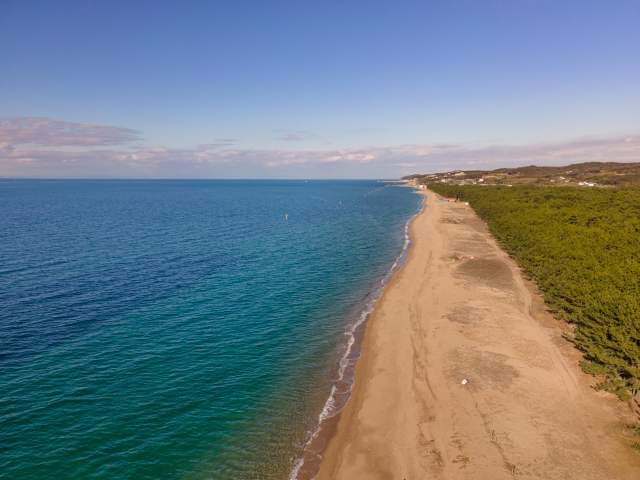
[428, 184, 640, 403]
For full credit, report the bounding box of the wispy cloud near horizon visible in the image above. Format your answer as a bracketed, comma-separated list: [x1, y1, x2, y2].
[1, 118, 638, 178]
[0, 117, 141, 148]
[278, 133, 302, 141]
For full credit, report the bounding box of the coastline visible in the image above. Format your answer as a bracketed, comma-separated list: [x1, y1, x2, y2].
[291, 187, 424, 479]
[315, 189, 639, 479]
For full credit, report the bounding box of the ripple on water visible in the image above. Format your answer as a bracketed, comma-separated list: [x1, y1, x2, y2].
[0, 180, 422, 479]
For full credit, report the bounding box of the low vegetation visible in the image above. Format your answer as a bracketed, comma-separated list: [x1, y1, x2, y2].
[428, 184, 640, 407]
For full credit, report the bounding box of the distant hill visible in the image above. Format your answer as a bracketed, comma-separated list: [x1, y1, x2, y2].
[402, 162, 640, 187]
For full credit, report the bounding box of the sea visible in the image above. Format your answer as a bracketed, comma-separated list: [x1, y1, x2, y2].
[0, 179, 422, 479]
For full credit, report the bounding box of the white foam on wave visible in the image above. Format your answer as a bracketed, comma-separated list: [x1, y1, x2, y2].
[289, 193, 425, 480]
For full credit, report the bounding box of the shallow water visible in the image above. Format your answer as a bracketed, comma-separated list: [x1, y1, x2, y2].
[0, 180, 421, 479]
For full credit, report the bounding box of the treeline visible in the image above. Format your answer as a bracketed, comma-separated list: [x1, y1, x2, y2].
[429, 184, 640, 406]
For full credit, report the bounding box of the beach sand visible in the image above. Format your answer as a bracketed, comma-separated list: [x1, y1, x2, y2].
[316, 189, 640, 479]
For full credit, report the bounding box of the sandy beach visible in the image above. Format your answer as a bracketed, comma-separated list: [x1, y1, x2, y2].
[317, 189, 640, 479]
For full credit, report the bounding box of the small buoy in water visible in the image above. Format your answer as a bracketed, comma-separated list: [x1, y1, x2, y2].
[286, 214, 288, 220]
[339, 201, 341, 204]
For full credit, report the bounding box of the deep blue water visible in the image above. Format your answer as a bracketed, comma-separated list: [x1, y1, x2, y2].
[0, 180, 422, 479]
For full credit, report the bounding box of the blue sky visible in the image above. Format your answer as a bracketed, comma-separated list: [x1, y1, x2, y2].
[1, 0, 639, 178]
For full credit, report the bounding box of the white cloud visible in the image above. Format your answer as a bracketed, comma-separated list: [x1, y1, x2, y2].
[1, 118, 639, 178]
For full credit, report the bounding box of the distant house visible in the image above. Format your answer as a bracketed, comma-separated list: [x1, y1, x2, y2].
[440, 197, 456, 202]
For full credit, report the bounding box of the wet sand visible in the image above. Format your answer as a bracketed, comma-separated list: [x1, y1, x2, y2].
[317, 189, 640, 479]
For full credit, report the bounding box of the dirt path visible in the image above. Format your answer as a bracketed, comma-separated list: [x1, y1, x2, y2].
[317, 189, 640, 479]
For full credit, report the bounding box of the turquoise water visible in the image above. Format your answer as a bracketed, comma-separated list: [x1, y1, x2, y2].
[0, 180, 422, 479]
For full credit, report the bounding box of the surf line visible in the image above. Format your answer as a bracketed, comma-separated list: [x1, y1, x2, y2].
[289, 189, 425, 480]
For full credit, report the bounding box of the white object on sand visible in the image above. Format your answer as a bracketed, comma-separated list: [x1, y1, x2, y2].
[461, 379, 468, 385]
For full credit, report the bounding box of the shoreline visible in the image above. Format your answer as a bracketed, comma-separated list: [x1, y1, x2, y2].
[312, 190, 428, 479]
[315, 189, 639, 479]
[290, 187, 424, 480]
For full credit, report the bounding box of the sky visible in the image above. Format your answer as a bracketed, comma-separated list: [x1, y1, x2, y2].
[1, 0, 639, 178]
